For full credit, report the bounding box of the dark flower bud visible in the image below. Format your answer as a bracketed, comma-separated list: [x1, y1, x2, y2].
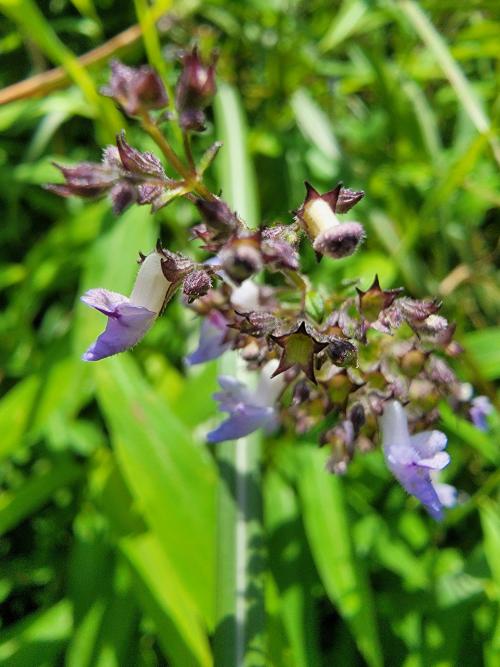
[396, 297, 441, 324]
[356, 275, 403, 321]
[116, 131, 166, 178]
[110, 181, 137, 214]
[349, 403, 365, 436]
[326, 337, 358, 368]
[101, 60, 168, 116]
[183, 270, 212, 302]
[412, 314, 451, 338]
[194, 196, 239, 237]
[336, 186, 365, 213]
[175, 47, 217, 131]
[426, 355, 456, 385]
[234, 311, 279, 337]
[219, 234, 263, 284]
[46, 161, 118, 198]
[179, 108, 207, 132]
[261, 236, 300, 271]
[292, 379, 312, 405]
[157, 244, 193, 284]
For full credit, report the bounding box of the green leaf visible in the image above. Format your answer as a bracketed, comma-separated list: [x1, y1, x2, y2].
[0, 600, 72, 666]
[0, 459, 81, 536]
[296, 446, 383, 667]
[94, 354, 216, 628]
[398, 0, 500, 167]
[462, 327, 500, 381]
[291, 88, 340, 161]
[214, 82, 259, 228]
[265, 469, 321, 667]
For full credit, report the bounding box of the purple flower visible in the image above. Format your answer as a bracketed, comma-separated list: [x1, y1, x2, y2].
[81, 250, 171, 361]
[207, 360, 285, 443]
[470, 396, 493, 431]
[380, 400, 457, 520]
[185, 310, 230, 365]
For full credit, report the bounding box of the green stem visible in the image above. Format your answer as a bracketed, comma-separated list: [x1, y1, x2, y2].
[214, 433, 266, 667]
[140, 113, 216, 201]
[183, 131, 196, 172]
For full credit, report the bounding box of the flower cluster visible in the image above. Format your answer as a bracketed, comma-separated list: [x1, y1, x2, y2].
[47, 51, 494, 521]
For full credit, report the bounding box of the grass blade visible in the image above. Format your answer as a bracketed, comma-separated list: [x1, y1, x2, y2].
[297, 445, 383, 667]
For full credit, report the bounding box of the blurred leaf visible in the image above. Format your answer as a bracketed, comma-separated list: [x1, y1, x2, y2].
[291, 88, 340, 161]
[0, 599, 72, 666]
[0, 459, 81, 536]
[122, 531, 212, 667]
[265, 469, 321, 667]
[0, 376, 39, 461]
[319, 0, 368, 52]
[296, 445, 383, 667]
[463, 327, 500, 381]
[0, 0, 122, 141]
[214, 82, 259, 228]
[398, 0, 500, 166]
[94, 354, 216, 627]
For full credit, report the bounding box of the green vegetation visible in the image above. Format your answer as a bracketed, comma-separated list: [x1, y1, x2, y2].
[0, 1, 498, 665]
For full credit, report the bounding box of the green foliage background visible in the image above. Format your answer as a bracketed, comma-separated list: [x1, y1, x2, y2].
[0, 1, 499, 665]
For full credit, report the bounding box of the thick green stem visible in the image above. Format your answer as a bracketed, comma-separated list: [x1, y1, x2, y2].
[214, 433, 266, 667]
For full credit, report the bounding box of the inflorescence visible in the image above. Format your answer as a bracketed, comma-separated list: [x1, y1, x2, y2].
[47, 48, 492, 520]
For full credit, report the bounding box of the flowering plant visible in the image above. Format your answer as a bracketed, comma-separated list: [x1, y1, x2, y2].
[47, 48, 491, 521]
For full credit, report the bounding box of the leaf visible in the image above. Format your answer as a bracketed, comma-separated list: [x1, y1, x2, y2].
[0, 459, 81, 536]
[291, 88, 341, 161]
[398, 0, 500, 167]
[0, 600, 72, 666]
[265, 469, 321, 667]
[93, 454, 211, 667]
[462, 327, 500, 381]
[214, 82, 260, 228]
[94, 354, 216, 627]
[296, 445, 383, 667]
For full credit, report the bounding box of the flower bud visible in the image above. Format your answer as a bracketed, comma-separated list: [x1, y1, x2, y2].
[46, 161, 118, 198]
[326, 337, 358, 368]
[175, 47, 217, 131]
[101, 60, 168, 116]
[194, 196, 239, 238]
[183, 269, 212, 302]
[400, 349, 426, 378]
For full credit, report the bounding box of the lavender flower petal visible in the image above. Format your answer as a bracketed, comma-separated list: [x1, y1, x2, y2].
[207, 361, 284, 443]
[206, 403, 276, 443]
[185, 311, 230, 365]
[470, 395, 493, 431]
[81, 288, 155, 361]
[381, 400, 457, 520]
